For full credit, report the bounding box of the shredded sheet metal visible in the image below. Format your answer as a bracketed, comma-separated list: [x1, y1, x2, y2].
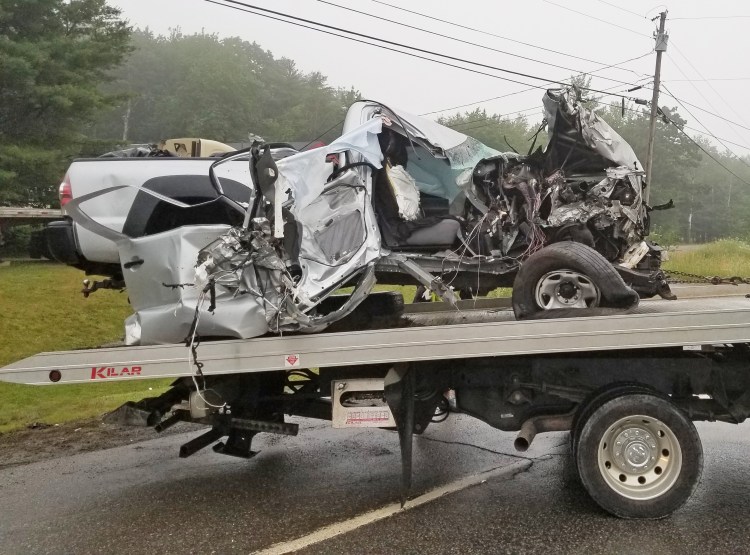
[293, 170, 381, 299]
[120, 225, 268, 345]
[280, 117, 383, 212]
[543, 88, 642, 171]
[62, 90, 658, 346]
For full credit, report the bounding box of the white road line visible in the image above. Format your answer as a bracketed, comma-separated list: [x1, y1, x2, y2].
[253, 459, 532, 555]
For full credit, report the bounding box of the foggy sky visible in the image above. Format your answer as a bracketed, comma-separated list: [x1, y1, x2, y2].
[111, 0, 750, 155]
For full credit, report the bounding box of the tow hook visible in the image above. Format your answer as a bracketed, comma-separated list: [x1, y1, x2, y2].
[656, 279, 677, 301]
[81, 278, 125, 298]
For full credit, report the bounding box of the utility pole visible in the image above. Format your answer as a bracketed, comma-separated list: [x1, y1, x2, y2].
[645, 10, 668, 204]
[122, 98, 132, 142]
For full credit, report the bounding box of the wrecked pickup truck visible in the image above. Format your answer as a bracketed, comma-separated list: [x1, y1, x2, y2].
[59, 87, 672, 345]
[12, 89, 750, 521]
[45, 137, 284, 276]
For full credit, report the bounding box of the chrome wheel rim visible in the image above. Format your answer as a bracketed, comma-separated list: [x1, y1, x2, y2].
[534, 270, 600, 310]
[597, 415, 683, 500]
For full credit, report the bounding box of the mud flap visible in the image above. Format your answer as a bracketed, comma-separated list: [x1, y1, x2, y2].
[383, 364, 414, 507]
[103, 401, 154, 427]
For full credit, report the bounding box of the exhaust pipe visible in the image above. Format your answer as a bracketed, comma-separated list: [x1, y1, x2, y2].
[514, 419, 538, 452]
[514, 412, 575, 452]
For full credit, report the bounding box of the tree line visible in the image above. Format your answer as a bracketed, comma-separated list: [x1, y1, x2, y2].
[91, 29, 359, 146]
[1, 0, 749, 246]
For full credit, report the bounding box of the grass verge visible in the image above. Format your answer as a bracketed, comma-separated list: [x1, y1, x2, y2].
[0, 263, 171, 433]
[663, 239, 750, 277]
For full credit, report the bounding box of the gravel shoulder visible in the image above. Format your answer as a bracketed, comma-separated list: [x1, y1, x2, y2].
[0, 418, 200, 468]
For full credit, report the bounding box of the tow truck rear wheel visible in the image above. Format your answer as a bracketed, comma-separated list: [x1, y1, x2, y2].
[570, 383, 657, 454]
[575, 393, 703, 519]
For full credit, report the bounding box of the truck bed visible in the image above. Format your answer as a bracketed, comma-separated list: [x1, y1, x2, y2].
[3, 294, 750, 386]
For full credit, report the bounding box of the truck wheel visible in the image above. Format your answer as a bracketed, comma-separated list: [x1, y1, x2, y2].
[576, 393, 703, 519]
[570, 383, 657, 455]
[512, 241, 639, 319]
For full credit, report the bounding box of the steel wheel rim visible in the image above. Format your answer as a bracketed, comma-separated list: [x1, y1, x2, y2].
[597, 415, 683, 500]
[534, 270, 600, 310]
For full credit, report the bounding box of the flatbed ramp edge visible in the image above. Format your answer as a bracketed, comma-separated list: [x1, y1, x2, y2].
[4, 295, 750, 385]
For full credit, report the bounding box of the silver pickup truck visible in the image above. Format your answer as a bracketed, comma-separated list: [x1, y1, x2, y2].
[47, 155, 255, 278]
[49, 89, 672, 346]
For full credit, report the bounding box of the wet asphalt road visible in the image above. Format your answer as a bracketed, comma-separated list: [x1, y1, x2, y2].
[1, 416, 749, 555]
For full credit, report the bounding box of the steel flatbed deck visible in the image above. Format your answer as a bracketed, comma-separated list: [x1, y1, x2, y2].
[3, 295, 750, 386]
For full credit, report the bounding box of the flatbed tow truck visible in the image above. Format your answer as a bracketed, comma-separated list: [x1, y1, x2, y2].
[3, 291, 750, 519]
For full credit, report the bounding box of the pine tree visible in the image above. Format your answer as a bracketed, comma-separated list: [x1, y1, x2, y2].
[0, 0, 131, 206]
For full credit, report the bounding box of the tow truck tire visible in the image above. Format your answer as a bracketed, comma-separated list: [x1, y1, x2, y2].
[512, 241, 639, 319]
[576, 393, 703, 519]
[570, 383, 657, 454]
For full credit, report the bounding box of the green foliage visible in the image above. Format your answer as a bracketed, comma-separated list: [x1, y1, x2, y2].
[91, 30, 360, 145]
[0, 379, 172, 433]
[596, 102, 750, 243]
[438, 109, 541, 154]
[0, 224, 34, 256]
[648, 225, 681, 251]
[2, 2, 749, 244]
[0, 0, 132, 206]
[0, 144, 67, 205]
[0, 263, 171, 432]
[0, 263, 133, 366]
[663, 239, 750, 277]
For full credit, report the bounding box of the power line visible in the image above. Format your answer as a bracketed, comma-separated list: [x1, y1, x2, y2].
[443, 96, 750, 155]
[441, 106, 542, 131]
[671, 15, 750, 20]
[421, 92, 536, 117]
[595, 0, 646, 19]
[541, 0, 652, 37]
[663, 51, 750, 161]
[660, 83, 750, 170]
[304, 0, 750, 152]
[658, 89, 750, 134]
[683, 126, 750, 152]
[660, 111, 750, 187]
[438, 82, 641, 133]
[371, 0, 647, 77]
[419, 53, 652, 116]
[206, 0, 643, 102]
[456, 108, 543, 134]
[203, 0, 559, 91]
[591, 99, 750, 153]
[664, 53, 747, 139]
[668, 42, 750, 132]
[447, 107, 538, 129]
[666, 77, 750, 82]
[208, 0, 750, 162]
[317, 0, 643, 88]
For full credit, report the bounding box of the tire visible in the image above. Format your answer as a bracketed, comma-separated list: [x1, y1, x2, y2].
[575, 393, 703, 519]
[512, 241, 639, 319]
[570, 383, 657, 455]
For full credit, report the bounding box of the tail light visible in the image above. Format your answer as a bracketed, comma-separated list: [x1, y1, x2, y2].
[59, 174, 72, 207]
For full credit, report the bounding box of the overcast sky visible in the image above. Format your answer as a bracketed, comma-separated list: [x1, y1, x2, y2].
[111, 0, 750, 155]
